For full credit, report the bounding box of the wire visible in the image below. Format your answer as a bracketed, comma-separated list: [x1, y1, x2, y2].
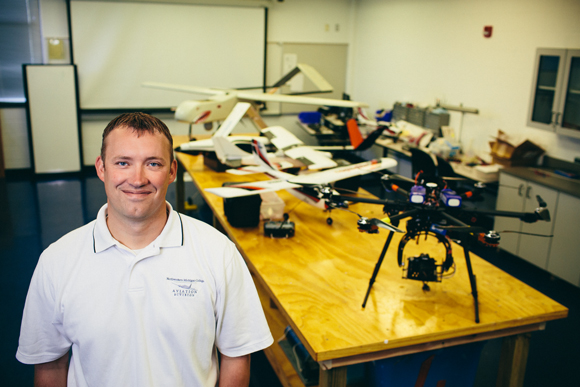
[415, 170, 423, 185]
[285, 199, 303, 216]
[442, 262, 456, 279]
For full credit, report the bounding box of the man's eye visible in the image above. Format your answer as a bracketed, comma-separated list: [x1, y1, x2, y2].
[149, 162, 161, 167]
[117, 161, 128, 166]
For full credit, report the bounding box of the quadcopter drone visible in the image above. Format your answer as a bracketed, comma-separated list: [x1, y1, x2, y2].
[321, 171, 551, 323]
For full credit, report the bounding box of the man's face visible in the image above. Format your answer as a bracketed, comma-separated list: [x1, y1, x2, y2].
[95, 126, 177, 224]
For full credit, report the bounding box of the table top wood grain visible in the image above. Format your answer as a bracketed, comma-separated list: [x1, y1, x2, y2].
[176, 150, 568, 364]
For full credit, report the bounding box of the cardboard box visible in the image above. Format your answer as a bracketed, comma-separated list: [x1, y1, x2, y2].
[489, 130, 544, 167]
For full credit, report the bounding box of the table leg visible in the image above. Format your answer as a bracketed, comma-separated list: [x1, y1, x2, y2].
[496, 333, 531, 387]
[319, 366, 347, 387]
[176, 158, 185, 213]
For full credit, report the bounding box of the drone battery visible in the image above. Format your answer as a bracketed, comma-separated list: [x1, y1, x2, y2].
[264, 221, 295, 238]
[222, 182, 262, 227]
[440, 189, 462, 207]
[410, 185, 426, 204]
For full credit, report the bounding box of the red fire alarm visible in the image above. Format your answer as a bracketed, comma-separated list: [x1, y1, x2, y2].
[483, 26, 493, 38]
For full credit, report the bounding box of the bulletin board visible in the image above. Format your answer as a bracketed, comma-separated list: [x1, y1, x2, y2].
[24, 65, 81, 174]
[70, 1, 266, 110]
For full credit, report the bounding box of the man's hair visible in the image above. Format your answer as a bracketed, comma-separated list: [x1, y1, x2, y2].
[101, 112, 174, 163]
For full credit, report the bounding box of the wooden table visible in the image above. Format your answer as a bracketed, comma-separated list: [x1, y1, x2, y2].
[174, 148, 567, 387]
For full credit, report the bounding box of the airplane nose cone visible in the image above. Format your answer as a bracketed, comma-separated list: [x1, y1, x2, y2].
[175, 100, 202, 123]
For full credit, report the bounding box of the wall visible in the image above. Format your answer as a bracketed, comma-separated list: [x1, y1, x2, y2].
[349, 0, 580, 162]
[0, 0, 356, 169]
[7, 0, 578, 169]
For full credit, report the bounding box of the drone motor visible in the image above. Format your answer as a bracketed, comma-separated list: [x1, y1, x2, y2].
[478, 230, 501, 247]
[357, 217, 378, 233]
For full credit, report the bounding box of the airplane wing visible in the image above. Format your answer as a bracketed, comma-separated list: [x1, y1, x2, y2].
[283, 147, 338, 170]
[205, 180, 302, 198]
[288, 158, 397, 186]
[179, 135, 266, 153]
[261, 126, 338, 170]
[178, 138, 215, 152]
[236, 91, 368, 108]
[213, 102, 252, 137]
[142, 82, 227, 96]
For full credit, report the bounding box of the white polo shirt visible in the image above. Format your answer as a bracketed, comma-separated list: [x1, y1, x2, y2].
[17, 203, 273, 387]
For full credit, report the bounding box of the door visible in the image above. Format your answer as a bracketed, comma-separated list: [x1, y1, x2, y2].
[556, 49, 580, 138]
[518, 182, 558, 269]
[547, 192, 580, 286]
[494, 173, 525, 256]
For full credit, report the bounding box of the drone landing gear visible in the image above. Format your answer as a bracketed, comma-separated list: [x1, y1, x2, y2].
[361, 231, 481, 324]
[362, 231, 395, 308]
[460, 240, 480, 323]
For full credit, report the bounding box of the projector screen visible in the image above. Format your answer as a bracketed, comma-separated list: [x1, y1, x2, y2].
[70, 1, 265, 109]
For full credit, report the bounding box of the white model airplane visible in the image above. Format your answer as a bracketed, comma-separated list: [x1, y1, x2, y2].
[205, 140, 400, 228]
[177, 102, 386, 170]
[143, 63, 368, 128]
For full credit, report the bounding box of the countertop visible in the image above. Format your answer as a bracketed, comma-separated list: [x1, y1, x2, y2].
[501, 167, 580, 198]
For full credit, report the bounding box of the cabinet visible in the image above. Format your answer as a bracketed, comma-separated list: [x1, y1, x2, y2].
[528, 48, 580, 138]
[547, 192, 580, 287]
[494, 173, 558, 270]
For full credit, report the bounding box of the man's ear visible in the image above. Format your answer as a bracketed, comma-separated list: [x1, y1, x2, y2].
[95, 156, 105, 182]
[169, 159, 178, 184]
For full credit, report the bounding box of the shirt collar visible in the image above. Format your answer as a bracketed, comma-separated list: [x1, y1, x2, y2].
[93, 202, 183, 254]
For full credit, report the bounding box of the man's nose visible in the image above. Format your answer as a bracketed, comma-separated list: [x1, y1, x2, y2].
[129, 166, 148, 187]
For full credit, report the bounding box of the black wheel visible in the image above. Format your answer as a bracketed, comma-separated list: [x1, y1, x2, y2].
[326, 217, 333, 225]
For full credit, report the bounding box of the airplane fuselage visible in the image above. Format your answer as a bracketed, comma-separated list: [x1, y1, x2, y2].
[175, 94, 238, 124]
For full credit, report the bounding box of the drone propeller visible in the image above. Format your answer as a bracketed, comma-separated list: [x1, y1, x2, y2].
[535, 207, 551, 222]
[437, 225, 488, 233]
[357, 216, 404, 234]
[381, 173, 415, 184]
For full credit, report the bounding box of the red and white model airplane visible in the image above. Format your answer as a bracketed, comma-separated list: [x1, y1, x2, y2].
[205, 140, 399, 227]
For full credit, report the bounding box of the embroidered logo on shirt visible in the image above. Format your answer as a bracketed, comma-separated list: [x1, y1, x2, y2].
[167, 277, 204, 297]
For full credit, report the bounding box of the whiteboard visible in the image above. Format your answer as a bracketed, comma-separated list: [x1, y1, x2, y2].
[25, 65, 81, 173]
[70, 1, 265, 109]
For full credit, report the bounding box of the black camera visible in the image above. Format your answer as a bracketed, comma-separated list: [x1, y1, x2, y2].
[404, 254, 442, 282]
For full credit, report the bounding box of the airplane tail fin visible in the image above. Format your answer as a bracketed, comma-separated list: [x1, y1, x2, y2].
[347, 119, 364, 149]
[213, 136, 251, 165]
[270, 64, 333, 94]
[252, 139, 278, 171]
[347, 118, 385, 151]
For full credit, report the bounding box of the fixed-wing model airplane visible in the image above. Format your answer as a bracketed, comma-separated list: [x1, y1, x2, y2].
[143, 63, 368, 129]
[177, 102, 386, 170]
[205, 140, 399, 226]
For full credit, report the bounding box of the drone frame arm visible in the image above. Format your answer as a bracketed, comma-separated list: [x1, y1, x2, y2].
[460, 208, 548, 223]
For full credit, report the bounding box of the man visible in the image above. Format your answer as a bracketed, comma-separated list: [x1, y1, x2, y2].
[16, 113, 273, 386]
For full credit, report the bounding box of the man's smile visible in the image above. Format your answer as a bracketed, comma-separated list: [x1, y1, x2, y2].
[121, 188, 154, 197]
